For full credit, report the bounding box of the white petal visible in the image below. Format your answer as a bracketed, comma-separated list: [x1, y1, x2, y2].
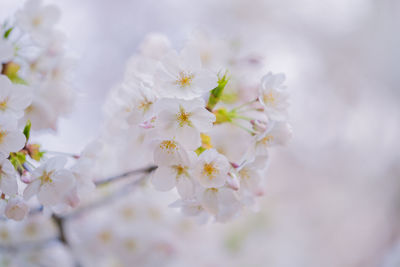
[44, 156, 67, 172]
[23, 180, 41, 200]
[180, 46, 202, 71]
[153, 140, 187, 166]
[38, 170, 75, 206]
[176, 177, 194, 199]
[151, 166, 176, 191]
[37, 183, 62, 206]
[8, 85, 32, 111]
[190, 108, 215, 131]
[175, 126, 201, 149]
[0, 173, 18, 196]
[192, 69, 218, 93]
[2, 131, 26, 153]
[202, 189, 219, 215]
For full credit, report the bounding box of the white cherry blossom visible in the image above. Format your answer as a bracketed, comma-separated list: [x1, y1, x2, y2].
[258, 72, 290, 121]
[169, 198, 210, 224]
[117, 80, 158, 125]
[154, 98, 215, 149]
[0, 115, 26, 155]
[238, 156, 269, 196]
[155, 47, 218, 99]
[193, 149, 230, 188]
[23, 156, 75, 206]
[152, 144, 196, 199]
[0, 75, 32, 119]
[153, 139, 189, 166]
[254, 121, 292, 156]
[16, 0, 61, 44]
[200, 187, 241, 222]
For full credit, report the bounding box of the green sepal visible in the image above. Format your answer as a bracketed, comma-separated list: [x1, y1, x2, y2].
[4, 27, 13, 39]
[206, 72, 229, 111]
[2, 62, 28, 85]
[27, 144, 45, 161]
[214, 107, 237, 124]
[23, 120, 31, 143]
[195, 146, 206, 156]
[9, 152, 27, 172]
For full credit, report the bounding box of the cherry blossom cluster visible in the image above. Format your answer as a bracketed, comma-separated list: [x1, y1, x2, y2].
[1, 0, 75, 130]
[0, 0, 93, 221]
[104, 32, 292, 223]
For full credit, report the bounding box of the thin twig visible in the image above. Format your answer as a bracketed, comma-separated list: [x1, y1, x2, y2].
[67, 173, 152, 220]
[94, 165, 157, 186]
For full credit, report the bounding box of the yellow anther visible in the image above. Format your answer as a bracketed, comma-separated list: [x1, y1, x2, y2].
[263, 92, 275, 105]
[40, 171, 54, 184]
[0, 131, 6, 144]
[202, 163, 219, 180]
[175, 71, 194, 88]
[159, 140, 178, 154]
[0, 101, 7, 111]
[261, 135, 274, 145]
[176, 107, 192, 127]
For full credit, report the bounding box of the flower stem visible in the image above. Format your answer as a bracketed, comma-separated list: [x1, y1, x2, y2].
[231, 121, 257, 135]
[44, 150, 80, 159]
[232, 98, 258, 112]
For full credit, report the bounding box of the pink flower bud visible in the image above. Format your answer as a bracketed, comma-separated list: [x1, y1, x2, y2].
[226, 172, 240, 191]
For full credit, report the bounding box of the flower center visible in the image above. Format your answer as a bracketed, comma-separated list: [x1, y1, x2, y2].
[263, 92, 275, 105]
[172, 165, 188, 178]
[176, 107, 192, 127]
[138, 100, 152, 112]
[32, 16, 43, 27]
[98, 230, 112, 243]
[175, 71, 194, 88]
[239, 169, 250, 180]
[0, 130, 7, 144]
[0, 101, 7, 111]
[40, 171, 54, 184]
[24, 224, 38, 237]
[159, 140, 178, 154]
[202, 163, 219, 180]
[0, 229, 9, 241]
[121, 207, 135, 219]
[261, 135, 274, 145]
[124, 239, 137, 251]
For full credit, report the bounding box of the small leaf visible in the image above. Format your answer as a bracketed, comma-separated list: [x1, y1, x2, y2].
[4, 27, 13, 39]
[23, 120, 31, 143]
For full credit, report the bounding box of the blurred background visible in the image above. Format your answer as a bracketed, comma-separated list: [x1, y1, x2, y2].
[1, 0, 399, 266]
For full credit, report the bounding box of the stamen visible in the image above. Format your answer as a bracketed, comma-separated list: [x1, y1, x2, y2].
[176, 106, 192, 127]
[40, 171, 54, 184]
[263, 92, 275, 105]
[0, 100, 7, 111]
[261, 135, 274, 145]
[202, 163, 219, 180]
[175, 71, 194, 88]
[159, 140, 178, 154]
[0, 130, 7, 144]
